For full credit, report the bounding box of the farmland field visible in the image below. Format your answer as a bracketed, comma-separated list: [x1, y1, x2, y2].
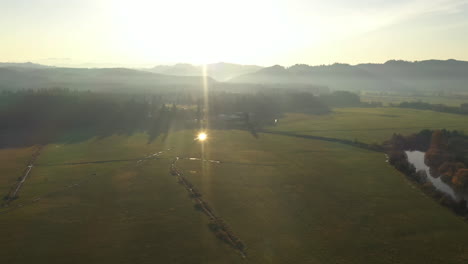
[2, 108, 468, 263]
[4, 1, 468, 262]
[361, 94, 468, 106]
[269, 107, 468, 144]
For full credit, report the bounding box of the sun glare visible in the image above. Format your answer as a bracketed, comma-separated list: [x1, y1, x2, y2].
[109, 0, 295, 64]
[197, 132, 207, 141]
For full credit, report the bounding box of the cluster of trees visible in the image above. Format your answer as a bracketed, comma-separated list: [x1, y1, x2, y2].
[384, 130, 433, 151]
[320, 91, 361, 107]
[395, 101, 468, 115]
[0, 89, 194, 147]
[425, 130, 468, 190]
[208, 91, 331, 123]
[316, 90, 382, 108]
[387, 150, 414, 172]
[208, 217, 246, 253]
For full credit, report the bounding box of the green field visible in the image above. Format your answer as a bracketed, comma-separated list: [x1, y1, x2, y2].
[2, 108, 468, 263]
[361, 94, 468, 106]
[269, 107, 468, 144]
[0, 147, 37, 196]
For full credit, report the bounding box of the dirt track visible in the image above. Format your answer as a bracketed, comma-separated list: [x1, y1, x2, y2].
[3, 145, 43, 205]
[170, 157, 247, 258]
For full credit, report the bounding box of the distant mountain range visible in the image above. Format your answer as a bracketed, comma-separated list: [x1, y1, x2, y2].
[229, 60, 468, 92]
[0, 66, 214, 92]
[146, 62, 263, 81]
[0, 62, 52, 69]
[1, 60, 468, 93]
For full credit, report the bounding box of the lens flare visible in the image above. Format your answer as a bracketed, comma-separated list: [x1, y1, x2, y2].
[197, 132, 207, 141]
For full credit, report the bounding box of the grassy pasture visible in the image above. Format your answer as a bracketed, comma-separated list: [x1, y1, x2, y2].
[0, 132, 241, 264]
[361, 94, 468, 106]
[1, 112, 468, 263]
[0, 146, 37, 196]
[269, 107, 468, 144]
[178, 130, 468, 263]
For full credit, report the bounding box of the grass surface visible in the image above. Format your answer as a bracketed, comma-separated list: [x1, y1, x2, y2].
[1, 133, 241, 264]
[269, 107, 468, 144]
[2, 109, 468, 263]
[0, 146, 36, 196]
[361, 94, 468, 106]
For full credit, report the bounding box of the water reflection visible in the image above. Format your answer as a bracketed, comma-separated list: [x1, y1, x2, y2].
[405, 151, 466, 201]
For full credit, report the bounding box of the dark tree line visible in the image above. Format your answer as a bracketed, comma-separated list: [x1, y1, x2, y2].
[0, 88, 365, 147]
[395, 101, 468, 115]
[0, 89, 184, 146]
[208, 91, 331, 121]
[320, 91, 382, 107]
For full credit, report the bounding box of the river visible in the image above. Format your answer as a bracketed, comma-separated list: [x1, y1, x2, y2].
[405, 150, 468, 202]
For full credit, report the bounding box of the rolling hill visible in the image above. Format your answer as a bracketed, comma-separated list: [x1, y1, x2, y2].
[0, 67, 215, 92]
[0, 62, 52, 69]
[147, 62, 262, 81]
[230, 60, 468, 92]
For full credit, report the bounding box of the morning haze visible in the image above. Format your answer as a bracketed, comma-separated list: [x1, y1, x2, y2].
[1, 0, 468, 66]
[1, 1, 468, 264]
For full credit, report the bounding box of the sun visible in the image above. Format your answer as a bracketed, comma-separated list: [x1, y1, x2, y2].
[197, 132, 207, 141]
[110, 0, 288, 64]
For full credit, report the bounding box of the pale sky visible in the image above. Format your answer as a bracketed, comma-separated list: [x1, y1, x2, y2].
[1, 0, 468, 67]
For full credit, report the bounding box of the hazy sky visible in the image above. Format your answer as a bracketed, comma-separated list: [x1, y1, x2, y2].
[1, 0, 468, 67]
